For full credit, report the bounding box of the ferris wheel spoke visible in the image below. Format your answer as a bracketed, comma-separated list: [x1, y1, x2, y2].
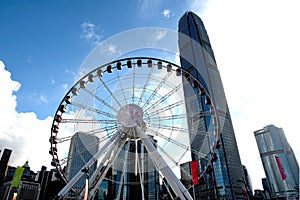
[156, 143, 181, 167]
[98, 77, 123, 108]
[141, 72, 171, 109]
[143, 82, 183, 113]
[157, 143, 191, 178]
[149, 123, 189, 133]
[147, 128, 188, 150]
[137, 66, 154, 106]
[148, 110, 211, 123]
[60, 118, 117, 125]
[83, 88, 119, 113]
[144, 77, 198, 113]
[157, 138, 190, 166]
[57, 133, 113, 164]
[160, 173, 176, 199]
[145, 114, 187, 122]
[136, 125, 193, 200]
[191, 110, 212, 119]
[92, 135, 128, 198]
[57, 157, 68, 166]
[84, 125, 118, 136]
[71, 102, 115, 119]
[58, 131, 123, 197]
[146, 128, 207, 159]
[56, 136, 72, 143]
[115, 69, 129, 105]
[136, 145, 145, 199]
[157, 145, 194, 187]
[86, 135, 129, 199]
[131, 64, 136, 104]
[116, 140, 131, 200]
[145, 100, 184, 117]
[176, 147, 190, 165]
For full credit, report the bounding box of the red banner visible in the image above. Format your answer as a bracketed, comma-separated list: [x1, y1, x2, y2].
[191, 161, 199, 185]
[275, 156, 287, 180]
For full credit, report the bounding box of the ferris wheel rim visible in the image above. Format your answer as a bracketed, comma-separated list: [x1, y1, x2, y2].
[49, 56, 220, 194]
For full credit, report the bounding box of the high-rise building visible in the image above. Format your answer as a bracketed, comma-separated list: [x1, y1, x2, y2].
[254, 124, 299, 199]
[0, 148, 12, 186]
[178, 11, 246, 199]
[110, 137, 160, 200]
[180, 161, 207, 199]
[65, 132, 99, 192]
[36, 166, 65, 200]
[242, 165, 253, 198]
[262, 178, 271, 200]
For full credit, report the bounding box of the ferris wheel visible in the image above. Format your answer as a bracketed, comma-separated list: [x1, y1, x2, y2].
[49, 57, 219, 199]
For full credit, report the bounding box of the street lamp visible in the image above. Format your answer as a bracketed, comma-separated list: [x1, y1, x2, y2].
[81, 167, 89, 200]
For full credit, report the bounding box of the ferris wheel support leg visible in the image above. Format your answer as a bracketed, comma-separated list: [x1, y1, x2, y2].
[136, 126, 193, 200]
[82, 135, 128, 199]
[57, 131, 123, 198]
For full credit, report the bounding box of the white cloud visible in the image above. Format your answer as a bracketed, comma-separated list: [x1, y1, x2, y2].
[81, 22, 102, 46]
[65, 68, 76, 77]
[192, 0, 300, 190]
[39, 94, 48, 103]
[147, 29, 168, 47]
[107, 44, 117, 55]
[162, 9, 170, 19]
[155, 30, 167, 41]
[62, 83, 68, 91]
[0, 61, 53, 172]
[139, 0, 161, 19]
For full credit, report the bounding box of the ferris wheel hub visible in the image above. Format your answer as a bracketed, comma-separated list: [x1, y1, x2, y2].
[117, 104, 144, 128]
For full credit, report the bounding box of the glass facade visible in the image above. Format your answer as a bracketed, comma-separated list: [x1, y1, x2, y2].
[65, 132, 99, 192]
[178, 11, 246, 199]
[254, 125, 299, 199]
[107, 137, 160, 200]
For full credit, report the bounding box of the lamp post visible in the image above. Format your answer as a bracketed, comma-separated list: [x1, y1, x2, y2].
[81, 167, 89, 200]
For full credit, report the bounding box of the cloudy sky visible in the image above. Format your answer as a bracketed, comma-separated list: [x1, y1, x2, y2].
[0, 0, 299, 191]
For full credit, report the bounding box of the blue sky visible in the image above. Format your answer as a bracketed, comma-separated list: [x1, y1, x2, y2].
[1, 0, 300, 191]
[0, 0, 196, 119]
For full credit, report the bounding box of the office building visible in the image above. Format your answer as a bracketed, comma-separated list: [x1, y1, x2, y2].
[242, 165, 253, 198]
[36, 166, 65, 200]
[111, 137, 160, 200]
[65, 132, 99, 193]
[1, 181, 40, 200]
[261, 178, 271, 200]
[178, 11, 246, 199]
[0, 161, 38, 199]
[254, 124, 299, 199]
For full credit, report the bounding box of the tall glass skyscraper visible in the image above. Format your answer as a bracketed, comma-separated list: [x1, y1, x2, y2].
[254, 125, 299, 199]
[178, 11, 246, 199]
[65, 132, 99, 192]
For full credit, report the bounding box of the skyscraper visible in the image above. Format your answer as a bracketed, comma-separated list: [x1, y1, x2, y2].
[65, 132, 99, 193]
[111, 137, 160, 200]
[254, 124, 299, 199]
[178, 11, 246, 199]
[242, 165, 253, 198]
[0, 148, 12, 186]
